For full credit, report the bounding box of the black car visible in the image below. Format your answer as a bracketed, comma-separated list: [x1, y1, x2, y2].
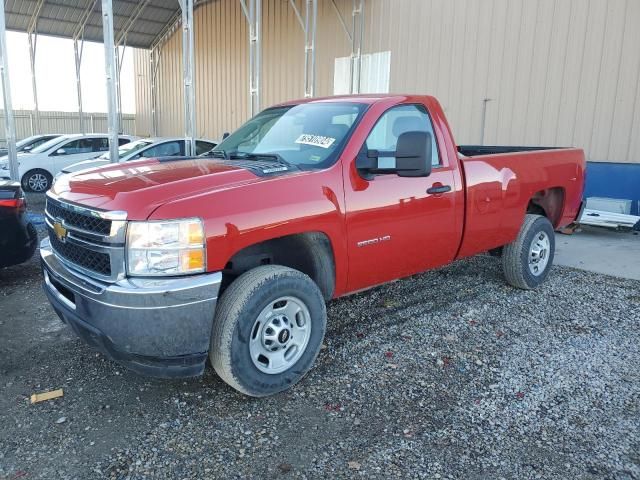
[0, 181, 37, 268]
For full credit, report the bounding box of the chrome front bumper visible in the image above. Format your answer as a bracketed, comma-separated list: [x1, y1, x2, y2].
[41, 237, 222, 377]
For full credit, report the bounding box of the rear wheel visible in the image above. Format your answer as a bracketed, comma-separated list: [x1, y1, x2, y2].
[22, 169, 52, 193]
[210, 265, 326, 397]
[502, 214, 555, 289]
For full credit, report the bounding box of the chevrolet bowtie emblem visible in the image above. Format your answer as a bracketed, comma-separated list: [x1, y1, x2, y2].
[53, 221, 67, 242]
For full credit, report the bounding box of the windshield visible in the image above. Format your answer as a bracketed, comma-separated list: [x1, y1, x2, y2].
[16, 136, 37, 148]
[30, 136, 69, 154]
[98, 139, 154, 160]
[212, 102, 367, 170]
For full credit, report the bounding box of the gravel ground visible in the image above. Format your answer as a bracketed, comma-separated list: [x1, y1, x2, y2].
[1, 194, 639, 479]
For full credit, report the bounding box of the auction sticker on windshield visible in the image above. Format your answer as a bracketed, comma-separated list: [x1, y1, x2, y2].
[295, 134, 336, 149]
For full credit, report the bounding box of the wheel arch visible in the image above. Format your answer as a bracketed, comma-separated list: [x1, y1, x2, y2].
[220, 231, 336, 301]
[526, 187, 565, 228]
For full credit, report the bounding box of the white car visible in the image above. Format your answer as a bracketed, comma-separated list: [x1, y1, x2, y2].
[0, 134, 63, 157]
[60, 137, 218, 176]
[0, 133, 137, 192]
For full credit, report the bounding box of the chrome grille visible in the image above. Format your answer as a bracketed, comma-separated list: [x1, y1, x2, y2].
[46, 196, 112, 235]
[47, 225, 112, 275]
[45, 193, 127, 281]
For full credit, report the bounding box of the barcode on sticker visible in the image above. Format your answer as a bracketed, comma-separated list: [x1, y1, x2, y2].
[295, 134, 336, 149]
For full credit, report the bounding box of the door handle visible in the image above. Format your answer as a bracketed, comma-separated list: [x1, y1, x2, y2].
[427, 184, 452, 194]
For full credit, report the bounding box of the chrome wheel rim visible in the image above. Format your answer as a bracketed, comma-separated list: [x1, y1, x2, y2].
[249, 296, 312, 374]
[28, 173, 48, 192]
[528, 231, 550, 276]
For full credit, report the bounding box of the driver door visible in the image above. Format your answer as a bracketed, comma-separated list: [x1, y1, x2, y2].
[344, 104, 460, 292]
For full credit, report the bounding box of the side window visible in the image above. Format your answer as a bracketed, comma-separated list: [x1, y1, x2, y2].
[365, 104, 441, 167]
[196, 141, 215, 155]
[57, 138, 93, 155]
[141, 141, 183, 158]
[118, 138, 131, 146]
[93, 138, 110, 152]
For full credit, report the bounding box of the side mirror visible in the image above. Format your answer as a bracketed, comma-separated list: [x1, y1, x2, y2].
[23, 145, 33, 152]
[395, 131, 432, 177]
[356, 131, 432, 178]
[222, 132, 230, 140]
[55, 148, 66, 156]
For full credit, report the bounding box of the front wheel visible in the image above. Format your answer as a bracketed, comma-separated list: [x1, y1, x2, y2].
[22, 169, 52, 193]
[210, 265, 327, 397]
[502, 214, 555, 289]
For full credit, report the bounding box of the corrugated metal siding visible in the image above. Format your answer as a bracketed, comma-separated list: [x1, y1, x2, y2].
[134, 49, 153, 137]
[135, 0, 640, 163]
[0, 110, 136, 147]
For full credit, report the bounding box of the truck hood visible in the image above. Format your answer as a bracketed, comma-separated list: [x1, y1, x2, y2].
[63, 157, 110, 173]
[50, 157, 287, 220]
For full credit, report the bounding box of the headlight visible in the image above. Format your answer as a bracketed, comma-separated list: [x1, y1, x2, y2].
[126, 218, 205, 276]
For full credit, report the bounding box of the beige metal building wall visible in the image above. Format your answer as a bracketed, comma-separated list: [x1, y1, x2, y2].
[134, 0, 640, 164]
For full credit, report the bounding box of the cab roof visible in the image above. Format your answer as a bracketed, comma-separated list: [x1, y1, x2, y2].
[275, 94, 433, 107]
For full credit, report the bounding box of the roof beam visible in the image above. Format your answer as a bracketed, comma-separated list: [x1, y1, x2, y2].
[116, 0, 151, 45]
[150, 0, 212, 52]
[27, 0, 45, 35]
[72, 0, 98, 40]
[39, 1, 172, 28]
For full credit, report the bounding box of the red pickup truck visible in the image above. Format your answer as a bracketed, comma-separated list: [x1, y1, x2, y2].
[41, 95, 585, 396]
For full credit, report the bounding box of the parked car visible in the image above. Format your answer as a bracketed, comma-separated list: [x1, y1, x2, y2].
[59, 137, 218, 176]
[0, 133, 137, 192]
[40, 94, 585, 397]
[0, 134, 62, 157]
[0, 181, 37, 269]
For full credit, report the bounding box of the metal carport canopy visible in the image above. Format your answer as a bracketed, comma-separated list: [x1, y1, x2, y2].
[5, 0, 182, 49]
[0, 0, 201, 183]
[0, 0, 350, 184]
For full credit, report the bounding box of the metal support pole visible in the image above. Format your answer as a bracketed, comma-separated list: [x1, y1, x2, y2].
[151, 47, 162, 137]
[0, 4, 18, 181]
[303, 0, 317, 98]
[241, 0, 261, 116]
[73, 0, 97, 134]
[116, 43, 126, 134]
[101, 0, 120, 163]
[350, 0, 364, 94]
[180, 0, 196, 156]
[28, 32, 40, 133]
[74, 38, 85, 134]
[150, 48, 161, 137]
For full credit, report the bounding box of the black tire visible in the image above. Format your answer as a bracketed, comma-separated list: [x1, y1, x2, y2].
[17, 223, 38, 264]
[502, 214, 555, 290]
[210, 265, 327, 397]
[22, 169, 52, 193]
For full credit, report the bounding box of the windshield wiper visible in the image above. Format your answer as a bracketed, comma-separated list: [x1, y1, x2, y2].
[205, 149, 228, 159]
[226, 151, 298, 170]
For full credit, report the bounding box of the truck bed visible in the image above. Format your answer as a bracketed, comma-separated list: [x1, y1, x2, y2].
[457, 145, 564, 157]
[455, 147, 585, 259]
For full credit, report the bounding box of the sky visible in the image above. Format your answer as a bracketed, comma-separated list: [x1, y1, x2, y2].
[1, 31, 135, 114]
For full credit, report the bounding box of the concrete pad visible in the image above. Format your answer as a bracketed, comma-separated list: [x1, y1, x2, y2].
[554, 226, 640, 280]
